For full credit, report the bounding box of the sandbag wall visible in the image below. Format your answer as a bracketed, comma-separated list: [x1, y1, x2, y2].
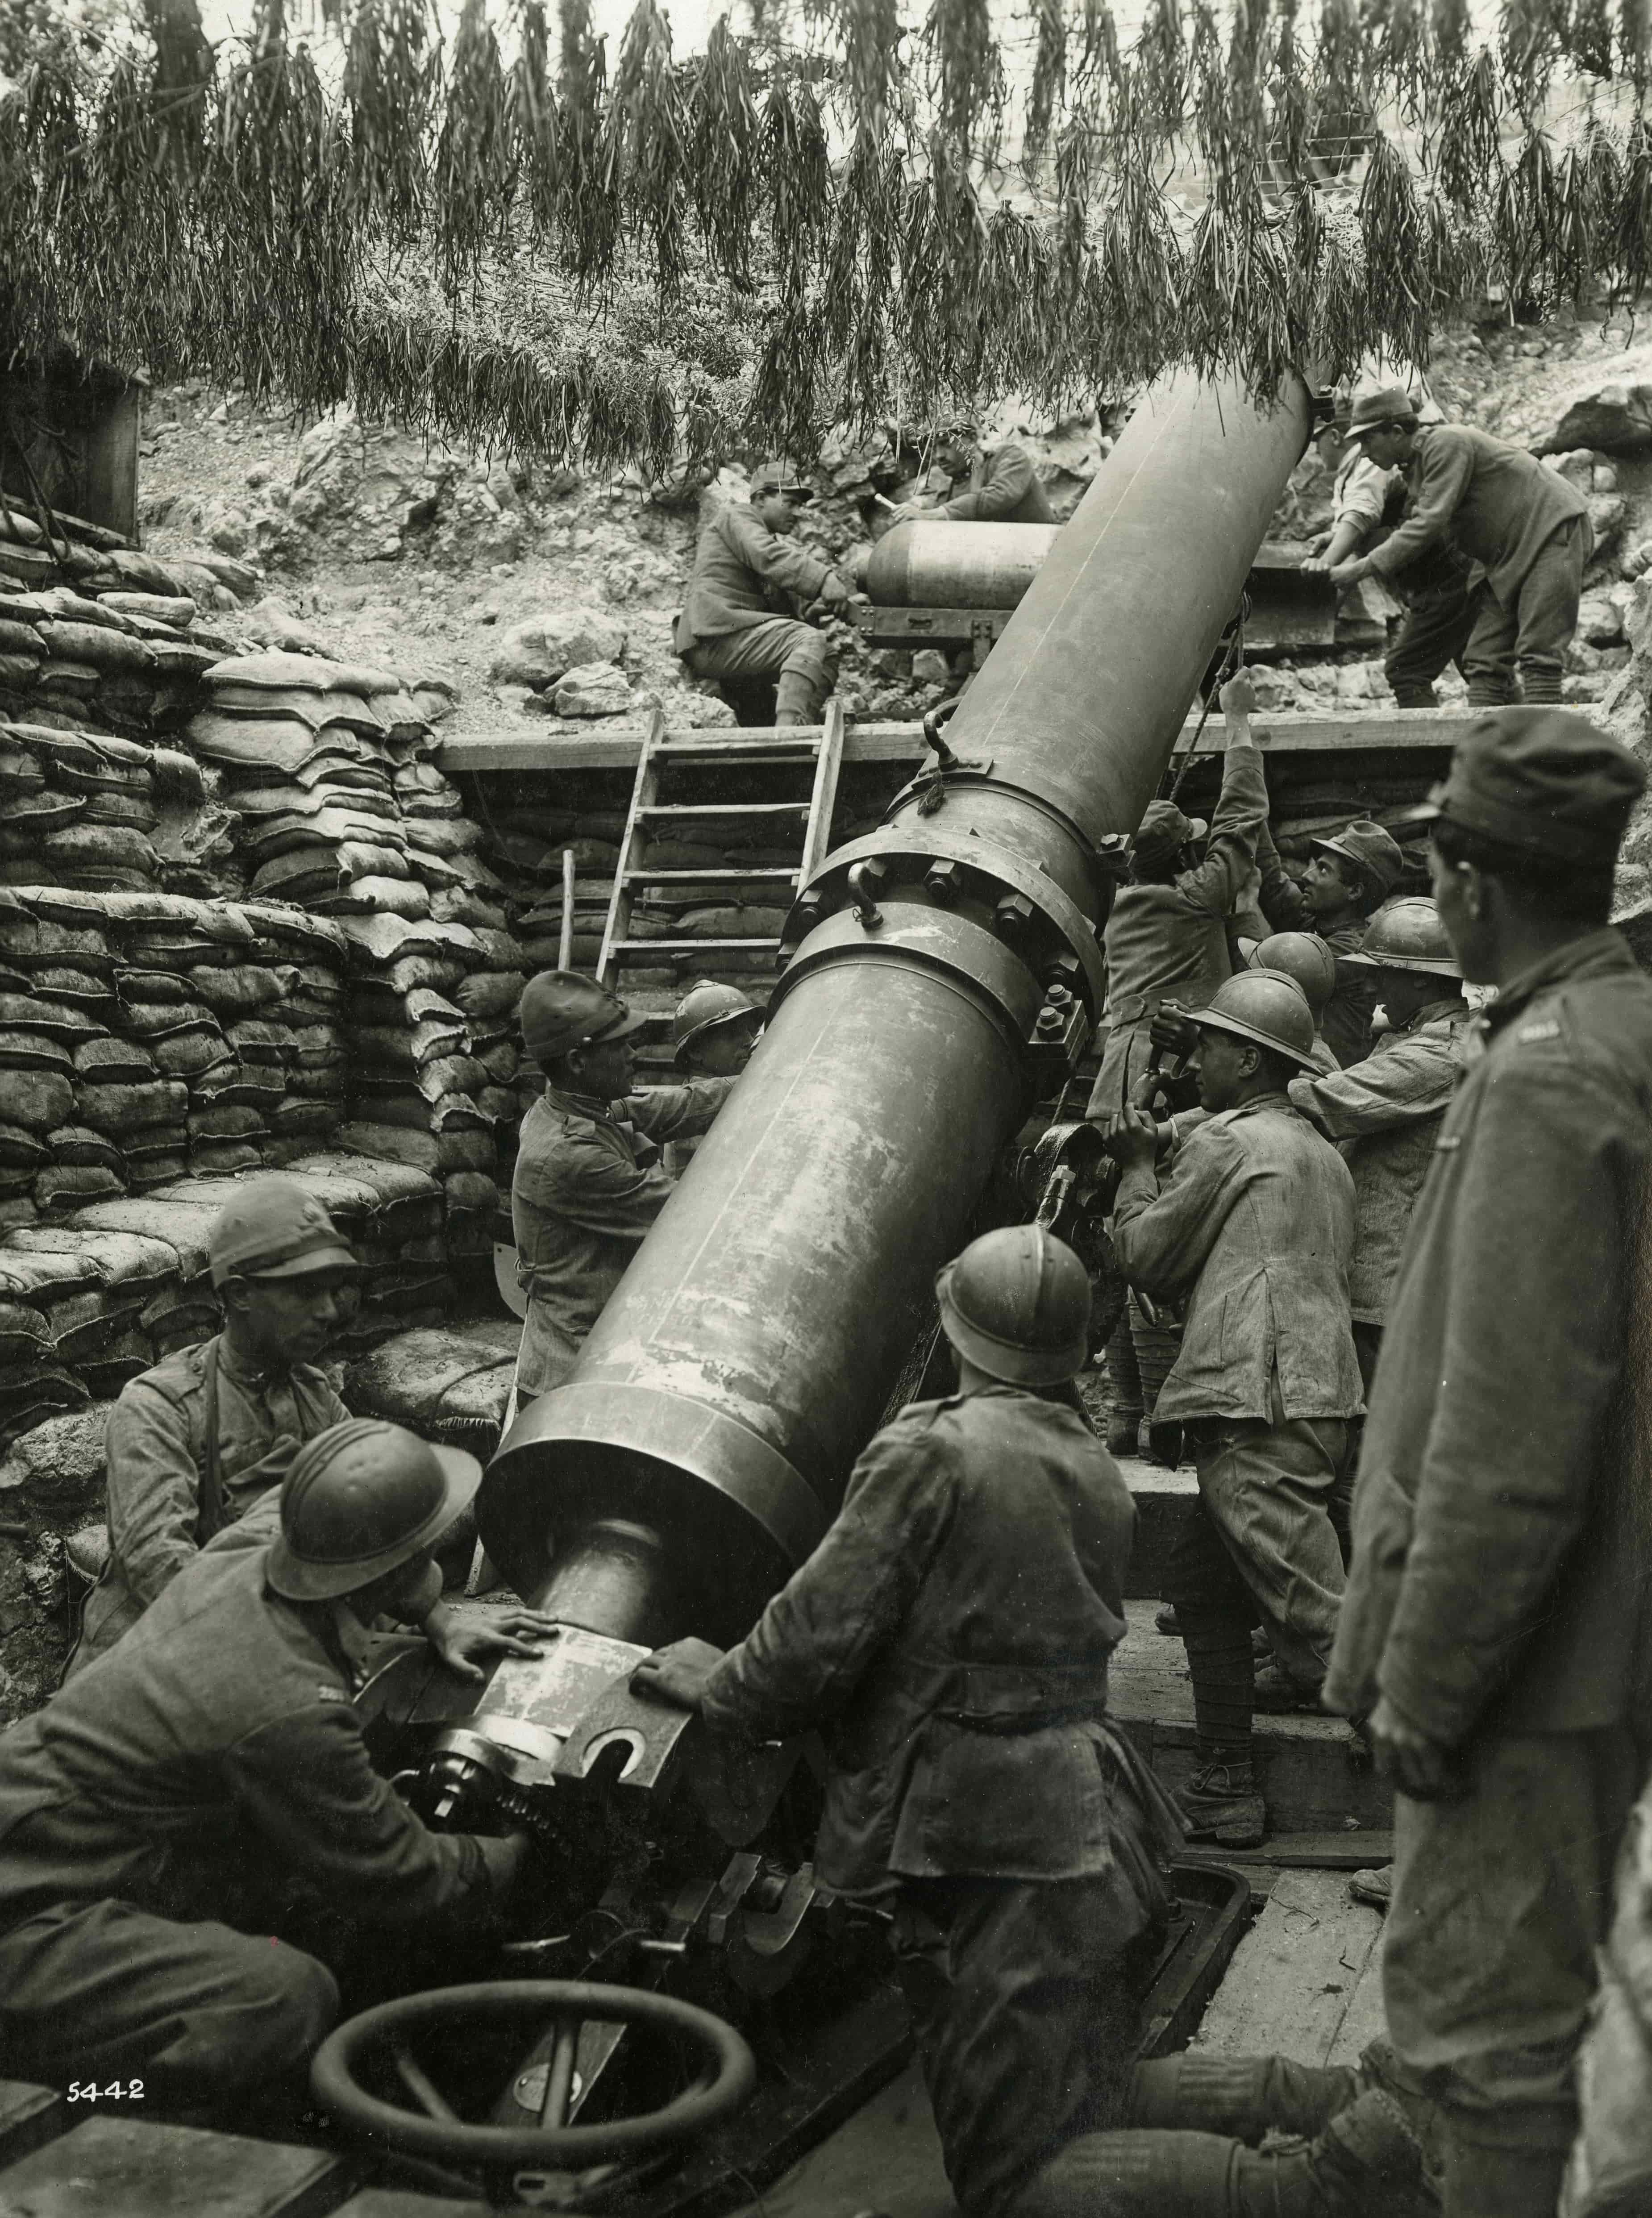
[185, 651, 527, 1266]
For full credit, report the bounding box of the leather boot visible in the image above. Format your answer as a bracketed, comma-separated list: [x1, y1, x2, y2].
[1390, 686, 1438, 707]
[1180, 1757, 1266, 1849]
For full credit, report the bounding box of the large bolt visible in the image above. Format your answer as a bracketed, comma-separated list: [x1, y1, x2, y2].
[995, 892, 1036, 940]
[925, 860, 964, 905]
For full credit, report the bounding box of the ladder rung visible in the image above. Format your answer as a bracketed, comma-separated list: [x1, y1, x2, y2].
[655, 733, 822, 754]
[637, 802, 810, 818]
[621, 867, 798, 886]
[611, 938, 781, 954]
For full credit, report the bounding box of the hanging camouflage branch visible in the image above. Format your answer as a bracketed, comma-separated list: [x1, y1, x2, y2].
[4, 0, 1652, 474]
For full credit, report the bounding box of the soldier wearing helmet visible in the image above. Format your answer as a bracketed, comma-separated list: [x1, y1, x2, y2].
[1290, 898, 1471, 1402]
[512, 970, 737, 1399]
[632, 1224, 1184, 2218]
[662, 984, 762, 1176]
[1103, 972, 1362, 1850]
[1248, 932, 1340, 1072]
[673, 460, 853, 725]
[67, 1175, 364, 1677]
[0, 1420, 552, 2123]
[1254, 815, 1405, 1065]
[887, 425, 1056, 527]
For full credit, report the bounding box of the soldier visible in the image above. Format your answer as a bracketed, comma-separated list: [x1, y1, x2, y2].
[663, 983, 762, 1176]
[1255, 816, 1405, 1066]
[631, 1226, 1184, 2218]
[1289, 899, 1472, 1402]
[1248, 934, 1340, 1072]
[1325, 709, 1652, 2218]
[890, 426, 1056, 526]
[68, 1175, 360, 1676]
[1091, 674, 1270, 1459]
[0, 1422, 543, 2124]
[1104, 974, 1362, 1849]
[512, 971, 735, 1400]
[673, 460, 853, 725]
[1326, 387, 1590, 707]
[1303, 407, 1474, 712]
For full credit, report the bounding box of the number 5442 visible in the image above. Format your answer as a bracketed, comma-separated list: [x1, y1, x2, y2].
[67, 2081, 144, 2102]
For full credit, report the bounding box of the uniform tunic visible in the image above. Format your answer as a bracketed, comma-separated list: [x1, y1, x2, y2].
[1289, 999, 1473, 1324]
[1111, 1095, 1362, 1426]
[0, 1522, 512, 2102]
[699, 1386, 1183, 2214]
[71, 1334, 350, 1674]
[512, 1078, 733, 1397]
[1325, 931, 1652, 2130]
[936, 443, 1056, 525]
[673, 504, 837, 651]
[1366, 423, 1589, 606]
[1089, 740, 1269, 1116]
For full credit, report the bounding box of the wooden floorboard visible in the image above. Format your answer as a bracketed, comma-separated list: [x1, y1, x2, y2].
[1190, 1868, 1386, 2068]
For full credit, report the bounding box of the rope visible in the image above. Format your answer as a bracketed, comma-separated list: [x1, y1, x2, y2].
[1164, 597, 1248, 806]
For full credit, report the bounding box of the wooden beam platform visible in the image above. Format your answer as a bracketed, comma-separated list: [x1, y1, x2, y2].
[1190, 1865, 1387, 2070]
[438, 707, 1486, 777]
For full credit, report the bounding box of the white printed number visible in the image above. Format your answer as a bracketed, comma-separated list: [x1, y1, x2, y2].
[67, 2081, 145, 2102]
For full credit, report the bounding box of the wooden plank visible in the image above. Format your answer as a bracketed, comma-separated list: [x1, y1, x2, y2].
[801, 697, 848, 885]
[611, 937, 779, 954]
[638, 800, 810, 817]
[0, 2083, 65, 2166]
[1178, 1831, 1394, 1872]
[441, 706, 1506, 778]
[621, 867, 798, 885]
[1327, 1910, 1390, 2067]
[1190, 1866, 1386, 2068]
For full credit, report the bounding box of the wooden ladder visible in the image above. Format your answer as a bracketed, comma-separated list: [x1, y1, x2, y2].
[597, 699, 847, 987]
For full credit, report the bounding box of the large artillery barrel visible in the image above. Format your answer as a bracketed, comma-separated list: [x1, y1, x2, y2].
[479, 372, 1311, 1645]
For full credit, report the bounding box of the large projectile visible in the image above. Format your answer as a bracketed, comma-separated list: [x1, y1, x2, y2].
[479, 372, 1311, 1642]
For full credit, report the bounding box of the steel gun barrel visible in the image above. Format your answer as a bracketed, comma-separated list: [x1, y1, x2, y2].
[479, 371, 1311, 1645]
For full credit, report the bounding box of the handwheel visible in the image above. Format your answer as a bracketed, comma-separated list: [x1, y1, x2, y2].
[310, 1979, 757, 2168]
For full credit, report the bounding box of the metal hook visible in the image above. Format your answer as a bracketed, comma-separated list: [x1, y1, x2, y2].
[847, 861, 884, 928]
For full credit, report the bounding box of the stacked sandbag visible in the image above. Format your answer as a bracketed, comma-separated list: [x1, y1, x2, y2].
[0, 719, 215, 897]
[334, 915, 505, 1286]
[188, 650, 441, 919]
[0, 577, 231, 741]
[342, 1324, 515, 1458]
[0, 889, 350, 1224]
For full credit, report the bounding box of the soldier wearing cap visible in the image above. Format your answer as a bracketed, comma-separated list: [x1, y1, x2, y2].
[1104, 973, 1362, 1849]
[1089, 674, 1273, 1459]
[662, 983, 762, 1177]
[1324, 388, 1590, 708]
[67, 1175, 364, 1676]
[631, 1224, 1183, 2218]
[512, 970, 737, 1400]
[0, 1420, 550, 2123]
[888, 426, 1056, 527]
[1324, 708, 1652, 2218]
[1255, 814, 1405, 1065]
[1303, 401, 1475, 711]
[673, 460, 854, 725]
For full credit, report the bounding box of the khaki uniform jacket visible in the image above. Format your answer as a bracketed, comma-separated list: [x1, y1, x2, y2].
[1368, 423, 1590, 605]
[674, 505, 837, 652]
[1089, 740, 1268, 1115]
[71, 1336, 350, 1676]
[1112, 1093, 1362, 1424]
[937, 443, 1056, 524]
[700, 1386, 1182, 1902]
[0, 1522, 513, 1935]
[1290, 999, 1473, 1324]
[1326, 931, 1652, 1746]
[512, 1078, 734, 1397]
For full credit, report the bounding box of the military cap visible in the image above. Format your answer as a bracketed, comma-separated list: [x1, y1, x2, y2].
[520, 969, 646, 1063]
[1311, 820, 1405, 901]
[1133, 799, 1208, 870]
[751, 458, 814, 500]
[208, 1175, 358, 1290]
[1415, 706, 1645, 870]
[1346, 385, 1419, 443]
